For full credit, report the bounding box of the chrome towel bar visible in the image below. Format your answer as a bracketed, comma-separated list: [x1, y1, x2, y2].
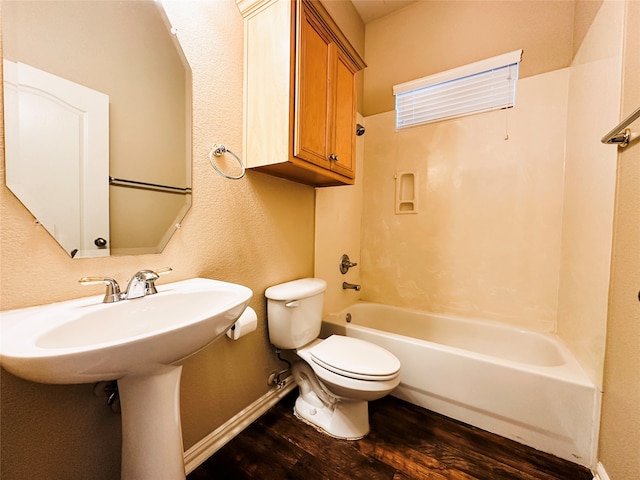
[109, 176, 192, 194]
[601, 106, 640, 148]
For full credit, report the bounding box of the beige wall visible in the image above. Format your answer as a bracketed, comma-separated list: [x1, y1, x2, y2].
[363, 0, 576, 116]
[598, 0, 640, 476]
[360, 69, 569, 331]
[0, 1, 316, 478]
[573, 0, 605, 58]
[556, 0, 624, 388]
[315, 113, 365, 314]
[320, 0, 364, 56]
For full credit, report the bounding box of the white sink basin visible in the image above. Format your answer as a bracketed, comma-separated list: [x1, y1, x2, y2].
[1, 277, 253, 479]
[0, 278, 252, 384]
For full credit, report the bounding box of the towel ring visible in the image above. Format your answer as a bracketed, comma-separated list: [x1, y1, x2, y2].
[209, 144, 245, 180]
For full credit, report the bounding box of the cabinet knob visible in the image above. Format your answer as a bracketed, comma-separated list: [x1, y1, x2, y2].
[328, 154, 339, 162]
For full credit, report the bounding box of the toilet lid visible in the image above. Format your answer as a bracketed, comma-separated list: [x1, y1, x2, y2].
[309, 336, 400, 381]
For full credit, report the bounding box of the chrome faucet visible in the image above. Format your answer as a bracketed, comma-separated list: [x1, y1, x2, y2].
[342, 282, 361, 291]
[123, 270, 160, 300]
[79, 267, 172, 303]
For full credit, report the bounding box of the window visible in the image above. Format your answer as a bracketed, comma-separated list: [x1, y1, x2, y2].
[394, 50, 522, 129]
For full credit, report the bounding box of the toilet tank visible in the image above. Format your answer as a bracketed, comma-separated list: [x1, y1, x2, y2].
[265, 278, 327, 349]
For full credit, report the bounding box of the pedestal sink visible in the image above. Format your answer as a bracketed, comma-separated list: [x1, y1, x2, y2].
[0, 277, 253, 480]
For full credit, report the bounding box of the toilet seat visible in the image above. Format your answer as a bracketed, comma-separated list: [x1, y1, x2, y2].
[308, 335, 400, 381]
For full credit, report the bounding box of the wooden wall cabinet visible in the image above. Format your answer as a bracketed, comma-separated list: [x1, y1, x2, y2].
[237, 0, 365, 186]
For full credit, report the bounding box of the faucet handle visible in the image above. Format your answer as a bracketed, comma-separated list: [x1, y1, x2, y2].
[339, 254, 358, 274]
[123, 267, 172, 300]
[79, 277, 122, 303]
[142, 267, 172, 295]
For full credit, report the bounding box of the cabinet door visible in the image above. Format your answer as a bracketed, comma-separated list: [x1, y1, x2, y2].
[295, 4, 331, 169]
[329, 46, 357, 178]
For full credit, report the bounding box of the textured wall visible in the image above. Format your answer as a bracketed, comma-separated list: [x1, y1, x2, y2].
[0, 1, 315, 478]
[598, 0, 640, 476]
[360, 70, 569, 331]
[363, 0, 576, 115]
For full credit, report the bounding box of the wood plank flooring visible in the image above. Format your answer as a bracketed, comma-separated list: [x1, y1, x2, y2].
[188, 391, 592, 480]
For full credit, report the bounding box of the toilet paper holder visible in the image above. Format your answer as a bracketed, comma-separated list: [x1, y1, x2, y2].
[226, 306, 258, 340]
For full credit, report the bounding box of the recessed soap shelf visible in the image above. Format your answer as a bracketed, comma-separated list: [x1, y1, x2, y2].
[395, 172, 418, 214]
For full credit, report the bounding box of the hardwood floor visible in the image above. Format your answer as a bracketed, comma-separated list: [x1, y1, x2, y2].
[188, 392, 592, 480]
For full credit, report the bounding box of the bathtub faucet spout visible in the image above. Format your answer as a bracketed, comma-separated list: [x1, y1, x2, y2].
[342, 282, 361, 291]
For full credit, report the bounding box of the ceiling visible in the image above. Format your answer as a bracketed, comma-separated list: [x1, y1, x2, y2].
[351, 0, 417, 24]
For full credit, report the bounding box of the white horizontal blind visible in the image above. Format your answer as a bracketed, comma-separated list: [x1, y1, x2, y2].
[394, 50, 522, 129]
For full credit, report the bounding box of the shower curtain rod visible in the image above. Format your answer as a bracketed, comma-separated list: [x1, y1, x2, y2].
[601, 106, 640, 148]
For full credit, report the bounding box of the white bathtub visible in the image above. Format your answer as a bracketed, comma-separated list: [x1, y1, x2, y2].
[323, 302, 600, 468]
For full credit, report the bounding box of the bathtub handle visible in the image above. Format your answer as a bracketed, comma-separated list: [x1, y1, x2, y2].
[340, 254, 358, 274]
[285, 300, 300, 308]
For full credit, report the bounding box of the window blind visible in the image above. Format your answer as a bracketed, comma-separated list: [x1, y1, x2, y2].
[394, 50, 522, 129]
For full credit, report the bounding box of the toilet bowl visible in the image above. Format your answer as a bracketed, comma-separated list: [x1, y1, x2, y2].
[266, 278, 400, 439]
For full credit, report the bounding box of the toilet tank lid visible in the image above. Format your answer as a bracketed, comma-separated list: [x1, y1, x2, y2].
[265, 278, 327, 301]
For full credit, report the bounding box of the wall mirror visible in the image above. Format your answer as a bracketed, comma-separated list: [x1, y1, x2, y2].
[2, 0, 192, 258]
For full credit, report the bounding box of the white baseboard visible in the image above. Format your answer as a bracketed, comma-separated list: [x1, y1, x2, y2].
[183, 376, 296, 474]
[593, 462, 610, 480]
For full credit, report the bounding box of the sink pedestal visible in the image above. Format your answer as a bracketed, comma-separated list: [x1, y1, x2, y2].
[118, 365, 186, 480]
[0, 278, 254, 479]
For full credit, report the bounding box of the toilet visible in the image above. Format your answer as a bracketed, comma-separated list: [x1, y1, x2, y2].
[265, 278, 400, 440]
